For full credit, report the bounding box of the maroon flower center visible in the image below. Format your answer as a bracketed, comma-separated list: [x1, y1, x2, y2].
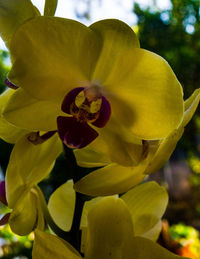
[57, 86, 111, 149]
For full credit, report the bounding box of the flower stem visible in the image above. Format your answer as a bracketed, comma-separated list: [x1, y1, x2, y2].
[63, 145, 90, 252]
[69, 191, 85, 251]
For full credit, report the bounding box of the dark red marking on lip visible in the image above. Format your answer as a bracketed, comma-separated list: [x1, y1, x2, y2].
[0, 181, 7, 206]
[92, 96, 111, 128]
[57, 116, 98, 149]
[5, 78, 19, 90]
[57, 87, 111, 149]
[61, 87, 84, 114]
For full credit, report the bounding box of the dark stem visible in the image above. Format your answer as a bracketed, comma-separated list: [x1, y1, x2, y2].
[69, 191, 86, 251]
[63, 144, 89, 252]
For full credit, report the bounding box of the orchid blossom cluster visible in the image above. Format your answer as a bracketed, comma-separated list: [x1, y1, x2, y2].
[0, 0, 199, 258]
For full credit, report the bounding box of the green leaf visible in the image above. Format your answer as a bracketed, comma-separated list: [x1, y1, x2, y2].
[44, 0, 58, 16]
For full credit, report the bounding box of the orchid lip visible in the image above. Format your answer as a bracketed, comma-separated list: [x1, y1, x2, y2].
[57, 87, 111, 149]
[57, 116, 98, 149]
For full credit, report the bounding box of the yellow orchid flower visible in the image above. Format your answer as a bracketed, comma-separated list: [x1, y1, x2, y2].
[74, 88, 200, 196]
[0, 88, 62, 236]
[0, 179, 44, 236]
[3, 15, 183, 146]
[0, 0, 197, 197]
[1, 0, 184, 144]
[32, 182, 187, 259]
[48, 181, 168, 241]
[0, 130, 62, 235]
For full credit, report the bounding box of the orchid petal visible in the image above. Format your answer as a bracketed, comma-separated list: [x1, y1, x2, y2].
[85, 197, 134, 259]
[48, 180, 75, 231]
[74, 162, 147, 196]
[9, 191, 37, 235]
[0, 89, 27, 143]
[121, 182, 168, 240]
[3, 88, 63, 131]
[90, 19, 139, 82]
[183, 88, 200, 127]
[145, 128, 184, 174]
[75, 121, 143, 168]
[145, 89, 200, 174]
[0, 0, 40, 48]
[9, 16, 101, 100]
[104, 48, 184, 139]
[57, 116, 98, 149]
[131, 236, 187, 259]
[47, 180, 105, 232]
[6, 133, 62, 208]
[33, 229, 82, 259]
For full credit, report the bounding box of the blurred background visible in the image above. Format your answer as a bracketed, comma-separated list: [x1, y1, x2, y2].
[1, 0, 200, 258]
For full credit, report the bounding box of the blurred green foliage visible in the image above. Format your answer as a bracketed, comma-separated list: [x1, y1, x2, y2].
[0, 225, 33, 259]
[0, 51, 9, 94]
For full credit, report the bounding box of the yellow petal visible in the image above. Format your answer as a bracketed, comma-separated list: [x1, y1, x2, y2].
[0, 89, 27, 143]
[142, 220, 162, 241]
[121, 181, 168, 240]
[145, 128, 184, 174]
[81, 197, 105, 228]
[131, 236, 187, 259]
[9, 191, 37, 235]
[3, 88, 63, 131]
[74, 163, 146, 196]
[33, 229, 82, 259]
[85, 197, 134, 259]
[75, 122, 143, 167]
[33, 188, 45, 231]
[0, 0, 39, 48]
[74, 145, 111, 168]
[145, 88, 200, 174]
[9, 16, 101, 100]
[47, 179, 106, 234]
[104, 48, 184, 139]
[74, 144, 157, 197]
[44, 0, 58, 16]
[6, 133, 62, 208]
[183, 88, 200, 127]
[48, 180, 75, 231]
[90, 19, 139, 82]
